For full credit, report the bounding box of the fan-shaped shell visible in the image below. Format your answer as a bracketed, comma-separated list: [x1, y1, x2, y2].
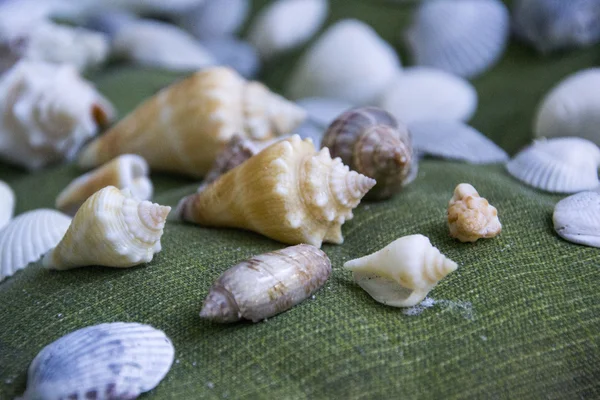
[0, 180, 15, 230]
[179, 0, 249, 39]
[201, 38, 261, 79]
[553, 191, 600, 248]
[21, 322, 174, 400]
[506, 137, 600, 193]
[0, 209, 71, 282]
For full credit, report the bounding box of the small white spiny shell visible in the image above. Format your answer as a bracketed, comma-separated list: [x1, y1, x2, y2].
[179, 0, 250, 39]
[344, 234, 458, 307]
[553, 190, 600, 248]
[0, 180, 15, 230]
[447, 183, 501, 242]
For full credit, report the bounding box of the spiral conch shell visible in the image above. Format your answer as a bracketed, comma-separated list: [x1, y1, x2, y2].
[322, 107, 414, 200]
[177, 135, 376, 247]
[447, 183, 502, 242]
[200, 244, 331, 323]
[43, 186, 170, 270]
[344, 234, 458, 307]
[78, 67, 306, 178]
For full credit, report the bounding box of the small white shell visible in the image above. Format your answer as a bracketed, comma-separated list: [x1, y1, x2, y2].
[286, 19, 402, 105]
[296, 97, 355, 128]
[506, 137, 600, 193]
[534, 68, 600, 146]
[0, 180, 15, 230]
[180, 0, 250, 39]
[408, 119, 508, 164]
[448, 183, 502, 242]
[21, 322, 174, 400]
[201, 38, 261, 79]
[0, 209, 71, 283]
[379, 67, 478, 124]
[553, 191, 600, 248]
[405, 0, 510, 78]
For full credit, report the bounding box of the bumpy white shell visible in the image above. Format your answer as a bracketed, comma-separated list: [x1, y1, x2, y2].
[344, 234, 458, 308]
[553, 191, 600, 248]
[506, 137, 600, 193]
[379, 67, 478, 124]
[448, 183, 502, 242]
[405, 0, 509, 78]
[0, 61, 115, 170]
[286, 19, 401, 105]
[0, 209, 71, 282]
[248, 0, 328, 59]
[0, 181, 15, 230]
[534, 68, 600, 146]
[201, 38, 261, 78]
[21, 322, 174, 400]
[180, 0, 250, 39]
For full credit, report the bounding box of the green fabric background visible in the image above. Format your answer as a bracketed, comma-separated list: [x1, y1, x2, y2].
[1, 1, 599, 398]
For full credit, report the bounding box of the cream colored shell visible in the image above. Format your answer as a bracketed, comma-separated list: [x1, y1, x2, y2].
[447, 183, 501, 242]
[0, 180, 15, 230]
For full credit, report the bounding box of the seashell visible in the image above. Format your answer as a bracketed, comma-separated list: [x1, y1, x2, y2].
[534, 68, 600, 147]
[404, 0, 510, 78]
[447, 183, 501, 242]
[297, 97, 355, 128]
[408, 119, 509, 164]
[0, 209, 71, 283]
[84, 10, 137, 38]
[21, 322, 174, 399]
[0, 180, 15, 230]
[378, 67, 478, 124]
[177, 135, 376, 247]
[344, 234, 458, 308]
[56, 154, 153, 216]
[0, 61, 115, 170]
[553, 191, 600, 248]
[43, 186, 170, 270]
[506, 137, 600, 193]
[200, 244, 331, 323]
[286, 19, 402, 105]
[179, 0, 250, 40]
[322, 107, 414, 200]
[201, 37, 261, 79]
[78, 67, 306, 178]
[248, 0, 329, 59]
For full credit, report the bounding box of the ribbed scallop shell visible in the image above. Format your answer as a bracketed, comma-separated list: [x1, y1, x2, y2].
[0, 209, 71, 283]
[506, 137, 600, 193]
[43, 186, 170, 270]
[553, 191, 600, 248]
[0, 180, 15, 230]
[447, 183, 501, 242]
[344, 234, 458, 308]
[177, 135, 376, 247]
[404, 0, 510, 78]
[21, 322, 174, 400]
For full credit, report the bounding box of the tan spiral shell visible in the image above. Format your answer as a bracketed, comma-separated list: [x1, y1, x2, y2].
[447, 183, 501, 242]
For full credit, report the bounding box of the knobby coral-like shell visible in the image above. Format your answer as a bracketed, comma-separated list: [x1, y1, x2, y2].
[177, 135, 376, 247]
[322, 107, 414, 200]
[344, 234, 458, 307]
[180, 0, 250, 39]
[0, 180, 15, 230]
[21, 322, 174, 400]
[506, 137, 600, 193]
[78, 67, 306, 178]
[447, 183, 501, 242]
[56, 154, 153, 215]
[43, 186, 170, 270]
[553, 191, 600, 248]
[0, 209, 71, 282]
[200, 244, 331, 323]
[0, 61, 115, 170]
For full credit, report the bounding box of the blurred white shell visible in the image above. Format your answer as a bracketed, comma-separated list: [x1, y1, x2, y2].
[201, 37, 261, 78]
[180, 0, 249, 39]
[553, 191, 600, 248]
[448, 183, 501, 242]
[409, 119, 508, 164]
[405, 0, 509, 78]
[248, 0, 329, 59]
[297, 97, 355, 127]
[295, 121, 326, 148]
[534, 68, 600, 146]
[344, 234, 458, 307]
[0, 209, 71, 283]
[379, 67, 478, 124]
[22, 322, 174, 400]
[0, 181, 15, 230]
[0, 61, 115, 170]
[506, 137, 600, 193]
[286, 19, 401, 105]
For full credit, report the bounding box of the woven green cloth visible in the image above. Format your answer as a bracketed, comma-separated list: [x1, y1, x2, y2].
[1, 1, 600, 398]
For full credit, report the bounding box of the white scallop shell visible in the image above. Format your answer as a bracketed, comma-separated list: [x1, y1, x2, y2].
[553, 191, 600, 248]
[409, 119, 508, 164]
[0, 209, 71, 283]
[21, 322, 175, 400]
[201, 37, 261, 79]
[296, 97, 355, 128]
[180, 0, 249, 39]
[0, 181, 15, 230]
[404, 0, 510, 78]
[534, 68, 600, 147]
[378, 67, 478, 124]
[506, 137, 600, 193]
[286, 19, 402, 105]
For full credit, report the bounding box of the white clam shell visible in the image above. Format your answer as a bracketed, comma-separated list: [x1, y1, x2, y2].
[553, 191, 600, 248]
[405, 0, 509, 78]
[296, 97, 355, 127]
[22, 322, 175, 400]
[0, 209, 71, 283]
[286, 19, 401, 105]
[0, 180, 15, 230]
[180, 0, 249, 39]
[534, 68, 600, 147]
[201, 38, 261, 79]
[506, 137, 600, 193]
[379, 67, 478, 124]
